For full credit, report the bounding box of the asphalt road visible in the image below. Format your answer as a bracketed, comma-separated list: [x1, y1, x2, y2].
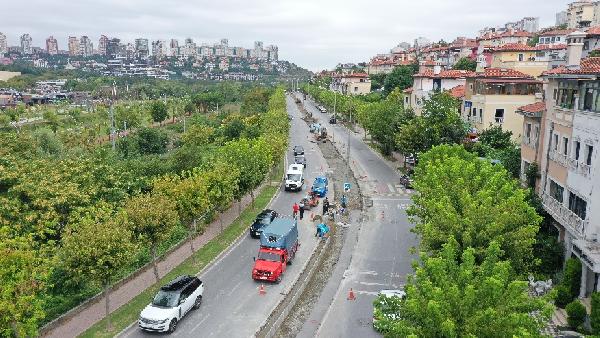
[120, 94, 328, 337]
[300, 95, 419, 338]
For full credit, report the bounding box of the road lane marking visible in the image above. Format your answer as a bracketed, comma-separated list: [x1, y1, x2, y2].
[190, 314, 211, 333]
[229, 280, 243, 296]
[387, 183, 395, 193]
[354, 290, 380, 296]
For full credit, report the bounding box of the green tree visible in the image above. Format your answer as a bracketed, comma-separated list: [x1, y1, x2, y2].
[124, 193, 179, 282]
[408, 145, 542, 274]
[150, 100, 168, 124]
[383, 65, 415, 95]
[60, 204, 136, 331]
[478, 125, 513, 150]
[591, 292, 600, 333]
[369, 73, 387, 91]
[396, 92, 467, 156]
[136, 127, 169, 155]
[453, 57, 477, 71]
[0, 232, 49, 338]
[42, 110, 61, 133]
[358, 94, 403, 155]
[373, 238, 552, 337]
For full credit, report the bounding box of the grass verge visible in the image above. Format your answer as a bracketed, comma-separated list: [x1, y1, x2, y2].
[80, 161, 283, 338]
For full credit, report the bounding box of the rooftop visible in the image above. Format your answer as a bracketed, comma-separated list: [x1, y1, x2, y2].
[448, 85, 465, 98]
[516, 102, 546, 118]
[414, 69, 476, 78]
[539, 29, 576, 37]
[478, 68, 533, 79]
[544, 57, 600, 75]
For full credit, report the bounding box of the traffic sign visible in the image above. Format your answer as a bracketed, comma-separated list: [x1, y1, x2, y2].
[344, 183, 351, 192]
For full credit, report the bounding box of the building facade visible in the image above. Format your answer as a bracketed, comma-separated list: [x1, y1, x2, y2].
[410, 68, 475, 115]
[45, 36, 58, 55]
[79, 36, 93, 57]
[20, 34, 32, 55]
[135, 38, 149, 59]
[98, 35, 108, 55]
[330, 73, 372, 95]
[567, 1, 596, 28]
[0, 32, 7, 55]
[462, 68, 543, 140]
[68, 36, 79, 56]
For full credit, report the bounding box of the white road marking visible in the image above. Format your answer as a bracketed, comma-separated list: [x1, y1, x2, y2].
[190, 314, 211, 333]
[387, 183, 395, 193]
[356, 281, 391, 287]
[228, 280, 243, 296]
[354, 290, 380, 296]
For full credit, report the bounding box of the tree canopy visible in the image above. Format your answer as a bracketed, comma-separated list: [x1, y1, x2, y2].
[453, 57, 477, 72]
[374, 238, 552, 337]
[383, 65, 417, 95]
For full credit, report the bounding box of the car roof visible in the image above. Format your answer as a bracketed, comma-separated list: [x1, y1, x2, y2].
[379, 289, 406, 298]
[161, 275, 200, 291]
[287, 169, 303, 174]
[294, 145, 303, 149]
[258, 209, 274, 216]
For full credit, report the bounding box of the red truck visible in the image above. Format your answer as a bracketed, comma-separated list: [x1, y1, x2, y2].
[252, 218, 299, 283]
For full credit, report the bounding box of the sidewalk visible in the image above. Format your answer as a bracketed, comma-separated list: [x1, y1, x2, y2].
[41, 183, 267, 338]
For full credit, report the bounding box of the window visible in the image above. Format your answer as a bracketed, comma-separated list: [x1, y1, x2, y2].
[574, 141, 581, 160]
[480, 108, 483, 117]
[563, 137, 569, 155]
[495, 109, 504, 123]
[533, 125, 539, 144]
[553, 134, 559, 152]
[518, 53, 524, 62]
[525, 123, 532, 143]
[586, 144, 594, 165]
[550, 180, 564, 203]
[556, 37, 561, 42]
[556, 81, 578, 109]
[354, 86, 358, 92]
[472, 107, 477, 116]
[568, 192, 587, 220]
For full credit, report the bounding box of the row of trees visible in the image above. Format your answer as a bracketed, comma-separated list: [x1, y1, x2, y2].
[0, 87, 289, 336]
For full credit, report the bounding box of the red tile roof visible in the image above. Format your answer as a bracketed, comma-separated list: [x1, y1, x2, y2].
[342, 73, 369, 78]
[492, 43, 536, 52]
[587, 26, 600, 35]
[544, 57, 600, 75]
[478, 68, 532, 79]
[478, 30, 533, 41]
[448, 85, 465, 98]
[535, 43, 568, 50]
[403, 87, 413, 94]
[540, 29, 576, 37]
[414, 69, 476, 78]
[517, 102, 546, 114]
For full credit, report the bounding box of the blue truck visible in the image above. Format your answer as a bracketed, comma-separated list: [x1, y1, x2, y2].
[252, 218, 299, 283]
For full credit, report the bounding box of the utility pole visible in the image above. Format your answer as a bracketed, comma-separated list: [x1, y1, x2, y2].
[333, 90, 337, 122]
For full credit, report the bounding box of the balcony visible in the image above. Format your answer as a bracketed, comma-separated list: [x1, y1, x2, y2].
[522, 137, 538, 149]
[567, 158, 593, 179]
[494, 117, 504, 124]
[542, 193, 588, 237]
[549, 150, 568, 167]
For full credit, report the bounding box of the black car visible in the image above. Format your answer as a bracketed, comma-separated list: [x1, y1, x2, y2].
[293, 145, 304, 156]
[294, 155, 307, 168]
[329, 116, 337, 124]
[250, 209, 278, 238]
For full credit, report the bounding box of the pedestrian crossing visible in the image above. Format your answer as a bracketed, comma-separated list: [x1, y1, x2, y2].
[367, 182, 414, 197]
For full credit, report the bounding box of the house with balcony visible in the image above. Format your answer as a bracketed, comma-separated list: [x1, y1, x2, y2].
[533, 57, 600, 297]
[330, 73, 371, 95]
[409, 67, 475, 115]
[539, 29, 577, 46]
[462, 68, 543, 140]
[477, 29, 532, 49]
[516, 102, 546, 189]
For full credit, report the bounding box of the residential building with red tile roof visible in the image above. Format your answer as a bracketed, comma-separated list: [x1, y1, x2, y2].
[518, 50, 600, 298]
[330, 72, 371, 95]
[477, 30, 533, 48]
[490, 43, 568, 78]
[461, 67, 543, 141]
[408, 66, 474, 115]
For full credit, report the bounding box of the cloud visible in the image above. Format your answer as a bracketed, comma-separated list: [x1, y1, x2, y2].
[1, 0, 570, 70]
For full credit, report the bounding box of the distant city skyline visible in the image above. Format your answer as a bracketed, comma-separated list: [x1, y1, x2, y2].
[1, 0, 572, 70]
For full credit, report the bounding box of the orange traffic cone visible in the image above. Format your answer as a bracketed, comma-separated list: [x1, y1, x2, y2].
[347, 288, 356, 301]
[259, 284, 266, 295]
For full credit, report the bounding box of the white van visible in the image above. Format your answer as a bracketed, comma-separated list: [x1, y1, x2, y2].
[285, 168, 304, 191]
[288, 163, 304, 173]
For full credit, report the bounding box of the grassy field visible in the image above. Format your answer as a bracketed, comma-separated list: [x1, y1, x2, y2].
[80, 160, 284, 338]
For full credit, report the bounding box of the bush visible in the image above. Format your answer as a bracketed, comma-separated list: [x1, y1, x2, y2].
[564, 258, 583, 298]
[591, 292, 600, 333]
[555, 285, 574, 308]
[566, 300, 587, 329]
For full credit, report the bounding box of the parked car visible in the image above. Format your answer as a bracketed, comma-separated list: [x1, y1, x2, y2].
[139, 275, 204, 333]
[294, 155, 307, 168]
[318, 105, 327, 113]
[293, 145, 304, 156]
[329, 116, 337, 124]
[312, 176, 329, 197]
[404, 153, 416, 165]
[250, 209, 278, 238]
[373, 289, 406, 333]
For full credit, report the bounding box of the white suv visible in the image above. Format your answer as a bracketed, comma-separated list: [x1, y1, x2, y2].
[139, 275, 204, 333]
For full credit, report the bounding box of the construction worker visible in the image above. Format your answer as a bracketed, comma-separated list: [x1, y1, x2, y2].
[299, 200, 305, 220]
[292, 202, 299, 219]
[322, 197, 329, 215]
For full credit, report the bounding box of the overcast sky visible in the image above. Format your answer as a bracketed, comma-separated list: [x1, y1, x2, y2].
[2, 0, 570, 70]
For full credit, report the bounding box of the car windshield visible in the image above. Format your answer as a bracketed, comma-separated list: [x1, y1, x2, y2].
[295, 157, 304, 162]
[295, 147, 303, 152]
[152, 290, 179, 308]
[314, 181, 326, 188]
[287, 174, 301, 181]
[257, 215, 270, 224]
[257, 251, 281, 262]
